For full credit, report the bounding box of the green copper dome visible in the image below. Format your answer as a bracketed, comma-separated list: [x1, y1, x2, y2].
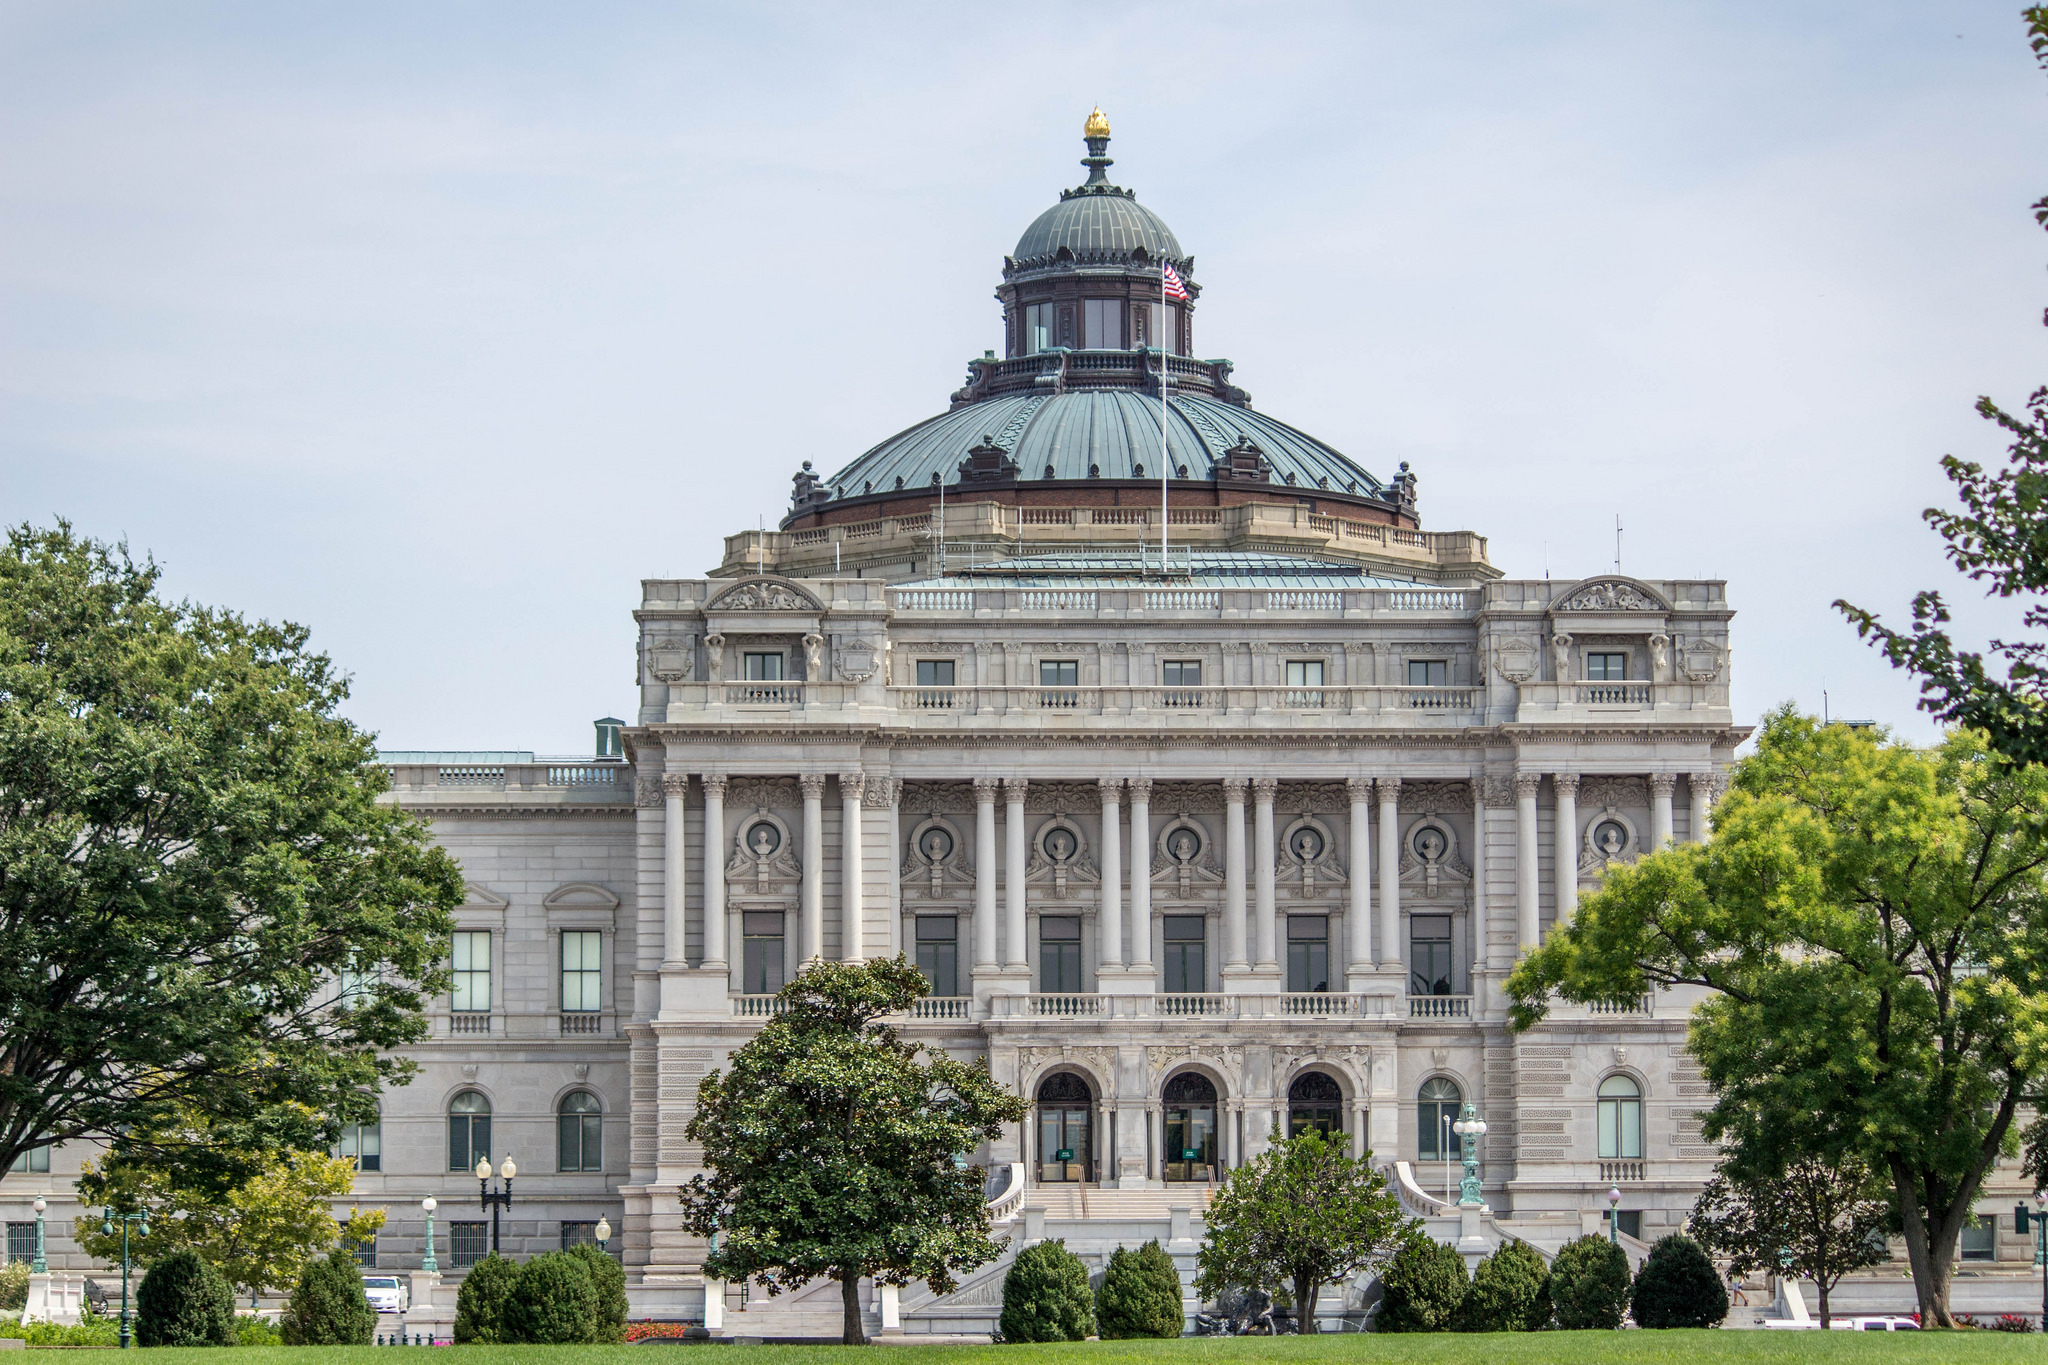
[1012, 191, 1183, 267]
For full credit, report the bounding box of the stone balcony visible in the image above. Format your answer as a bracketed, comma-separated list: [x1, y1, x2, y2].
[381, 760, 633, 809]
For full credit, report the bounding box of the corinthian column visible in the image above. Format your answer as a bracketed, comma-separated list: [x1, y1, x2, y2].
[974, 777, 1000, 975]
[701, 775, 727, 972]
[1514, 771, 1541, 951]
[662, 773, 688, 968]
[1127, 778, 1153, 974]
[839, 772, 865, 962]
[1099, 779, 1123, 975]
[1554, 772, 1580, 929]
[1377, 778, 1402, 971]
[1252, 778, 1279, 973]
[799, 773, 826, 964]
[1471, 777, 1489, 980]
[1649, 772, 1676, 850]
[1004, 779, 1029, 968]
[1223, 779, 1249, 972]
[1690, 770, 1717, 843]
[1346, 777, 1373, 987]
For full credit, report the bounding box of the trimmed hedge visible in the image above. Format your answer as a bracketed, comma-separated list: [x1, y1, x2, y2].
[135, 1249, 235, 1347]
[280, 1248, 375, 1346]
[1551, 1235, 1631, 1330]
[564, 1244, 629, 1343]
[1097, 1240, 1184, 1339]
[998, 1239, 1095, 1343]
[1457, 1239, 1551, 1332]
[1630, 1234, 1728, 1329]
[1376, 1237, 1468, 1332]
[453, 1252, 520, 1344]
[504, 1250, 598, 1345]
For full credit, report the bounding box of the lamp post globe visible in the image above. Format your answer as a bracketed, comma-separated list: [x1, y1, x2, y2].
[474, 1157, 491, 1181]
[1608, 1186, 1623, 1244]
[477, 1155, 515, 1255]
[595, 1217, 612, 1253]
[499, 1158, 516, 1181]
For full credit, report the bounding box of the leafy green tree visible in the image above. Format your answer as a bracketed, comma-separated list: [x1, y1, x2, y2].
[278, 1249, 375, 1346]
[135, 1249, 234, 1347]
[1375, 1237, 1468, 1332]
[1629, 1235, 1727, 1329]
[678, 958, 1029, 1345]
[1549, 1235, 1630, 1331]
[75, 1104, 382, 1299]
[1507, 711, 2048, 1326]
[452, 1253, 519, 1344]
[564, 1243, 628, 1343]
[1689, 1154, 1889, 1328]
[1194, 1128, 1417, 1333]
[997, 1240, 1095, 1343]
[1096, 1240, 1184, 1339]
[0, 522, 464, 1186]
[504, 1251, 598, 1345]
[1456, 1239, 1550, 1332]
[1837, 11, 2048, 766]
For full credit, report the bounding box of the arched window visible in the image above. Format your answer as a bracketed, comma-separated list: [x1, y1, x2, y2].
[558, 1092, 602, 1172]
[1162, 1072, 1219, 1183]
[1417, 1077, 1462, 1161]
[338, 1109, 381, 1172]
[1287, 1072, 1344, 1138]
[1598, 1075, 1643, 1159]
[1036, 1073, 1093, 1184]
[447, 1092, 491, 1173]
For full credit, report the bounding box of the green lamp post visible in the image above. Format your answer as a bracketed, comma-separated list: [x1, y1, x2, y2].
[30, 1198, 46, 1274]
[100, 1207, 149, 1349]
[1451, 1104, 1487, 1207]
[420, 1196, 438, 1274]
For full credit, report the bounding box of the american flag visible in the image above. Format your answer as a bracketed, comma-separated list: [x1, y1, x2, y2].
[1161, 260, 1189, 301]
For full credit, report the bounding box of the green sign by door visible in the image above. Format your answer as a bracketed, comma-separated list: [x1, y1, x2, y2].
[1055, 1148, 1075, 1162]
[1181, 1148, 1201, 1161]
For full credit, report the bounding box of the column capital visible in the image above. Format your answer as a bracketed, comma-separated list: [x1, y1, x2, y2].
[973, 776, 1002, 802]
[838, 771, 867, 800]
[1553, 772, 1581, 798]
[1648, 772, 1678, 797]
[1126, 776, 1153, 801]
[1513, 770, 1543, 800]
[799, 773, 828, 801]
[700, 773, 728, 799]
[1693, 770, 1726, 799]
[1376, 775, 1401, 802]
[1251, 777, 1279, 801]
[1346, 776, 1372, 802]
[1099, 777, 1124, 801]
[1222, 777, 1248, 802]
[661, 773, 689, 797]
[1003, 777, 1028, 800]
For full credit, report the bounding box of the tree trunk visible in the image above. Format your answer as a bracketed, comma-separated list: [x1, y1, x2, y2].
[1294, 1272, 1319, 1334]
[840, 1268, 866, 1346]
[1890, 1158, 1963, 1328]
[1815, 1279, 1829, 1330]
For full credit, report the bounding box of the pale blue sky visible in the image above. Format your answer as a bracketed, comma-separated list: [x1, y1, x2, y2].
[2, 3, 2042, 752]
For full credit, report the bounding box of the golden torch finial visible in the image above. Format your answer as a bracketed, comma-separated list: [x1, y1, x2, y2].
[1084, 105, 1110, 139]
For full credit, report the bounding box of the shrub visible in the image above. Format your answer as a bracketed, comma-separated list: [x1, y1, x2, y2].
[280, 1248, 375, 1346]
[565, 1243, 629, 1343]
[0, 1260, 29, 1312]
[1457, 1240, 1551, 1332]
[1, 1314, 121, 1346]
[1629, 1234, 1727, 1329]
[235, 1312, 284, 1346]
[1550, 1235, 1631, 1330]
[135, 1249, 235, 1347]
[1096, 1240, 1184, 1339]
[1375, 1237, 1467, 1332]
[504, 1250, 598, 1345]
[453, 1253, 520, 1344]
[998, 1239, 1095, 1343]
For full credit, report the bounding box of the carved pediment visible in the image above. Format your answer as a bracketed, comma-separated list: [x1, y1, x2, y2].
[1552, 577, 1669, 614]
[541, 882, 620, 911]
[705, 578, 822, 613]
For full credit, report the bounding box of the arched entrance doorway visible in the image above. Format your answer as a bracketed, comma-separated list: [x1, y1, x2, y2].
[1287, 1071, 1344, 1138]
[1035, 1072, 1093, 1183]
[1162, 1072, 1218, 1182]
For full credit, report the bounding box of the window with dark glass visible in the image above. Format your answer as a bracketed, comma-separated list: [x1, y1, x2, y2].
[1586, 652, 1628, 681]
[451, 931, 491, 1013]
[1163, 915, 1206, 994]
[6, 1224, 35, 1264]
[1163, 1072, 1218, 1181]
[915, 659, 954, 687]
[1605, 1210, 1642, 1240]
[1417, 1077, 1462, 1161]
[448, 1222, 487, 1268]
[1025, 303, 1057, 354]
[561, 930, 602, 1014]
[1285, 659, 1324, 688]
[1287, 915, 1329, 993]
[1162, 659, 1201, 706]
[560, 1222, 601, 1251]
[1288, 1071, 1344, 1138]
[339, 1220, 376, 1267]
[1961, 1217, 1995, 1261]
[1036, 1072, 1093, 1183]
[338, 1114, 381, 1172]
[1039, 916, 1083, 993]
[1039, 659, 1079, 708]
[558, 1091, 602, 1172]
[916, 915, 958, 997]
[742, 911, 786, 995]
[1597, 1075, 1643, 1159]
[447, 1091, 491, 1172]
[743, 652, 784, 681]
[1410, 914, 1453, 996]
[1406, 659, 1448, 686]
[1083, 299, 1123, 349]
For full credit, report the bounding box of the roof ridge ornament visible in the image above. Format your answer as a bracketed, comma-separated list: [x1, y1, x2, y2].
[1081, 107, 1114, 188]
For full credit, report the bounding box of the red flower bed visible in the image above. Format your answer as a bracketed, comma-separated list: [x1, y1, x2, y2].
[625, 1321, 701, 1342]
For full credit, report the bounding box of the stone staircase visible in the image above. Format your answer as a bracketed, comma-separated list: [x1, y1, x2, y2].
[1023, 1186, 1215, 1222]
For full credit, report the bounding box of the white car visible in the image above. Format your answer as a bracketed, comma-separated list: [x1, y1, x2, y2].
[361, 1276, 409, 1314]
[1830, 1315, 1920, 1331]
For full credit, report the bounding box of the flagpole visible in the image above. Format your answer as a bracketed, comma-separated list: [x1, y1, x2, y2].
[1160, 261, 1169, 574]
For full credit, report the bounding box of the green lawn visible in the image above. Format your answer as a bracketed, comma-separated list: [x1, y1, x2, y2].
[132, 1335, 2042, 1365]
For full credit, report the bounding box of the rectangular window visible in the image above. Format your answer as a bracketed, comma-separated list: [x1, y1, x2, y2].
[742, 911, 786, 995]
[1406, 659, 1448, 686]
[1039, 916, 1083, 994]
[742, 652, 784, 681]
[1025, 303, 1057, 354]
[451, 931, 491, 1014]
[1586, 652, 1627, 681]
[1287, 915, 1330, 993]
[448, 1222, 488, 1269]
[1083, 298, 1123, 349]
[9, 1147, 48, 1174]
[1960, 1218, 1995, 1261]
[1285, 659, 1325, 687]
[338, 1119, 381, 1173]
[561, 930, 603, 1013]
[1133, 301, 1177, 354]
[560, 1222, 599, 1251]
[1410, 915, 1453, 996]
[1039, 659, 1079, 709]
[339, 1221, 375, 1268]
[1163, 915, 1207, 994]
[915, 659, 955, 687]
[6, 1224, 34, 1265]
[1162, 660, 1201, 686]
[1605, 1210, 1642, 1241]
[915, 916, 958, 997]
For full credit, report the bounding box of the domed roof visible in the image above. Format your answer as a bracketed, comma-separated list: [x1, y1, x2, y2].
[814, 389, 1388, 501]
[1013, 192, 1183, 266]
